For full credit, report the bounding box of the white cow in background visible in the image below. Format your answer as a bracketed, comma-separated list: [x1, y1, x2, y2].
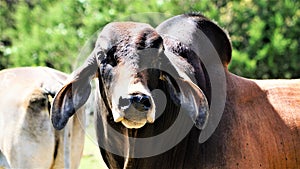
[0, 67, 85, 169]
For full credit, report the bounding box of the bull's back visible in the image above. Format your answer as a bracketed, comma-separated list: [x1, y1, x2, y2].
[255, 79, 300, 129]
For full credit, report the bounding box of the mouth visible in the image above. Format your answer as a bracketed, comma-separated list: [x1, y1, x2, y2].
[111, 107, 155, 129]
[121, 118, 147, 129]
[111, 93, 156, 129]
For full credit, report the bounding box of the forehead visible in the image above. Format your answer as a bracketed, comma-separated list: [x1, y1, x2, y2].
[97, 22, 162, 51]
[101, 22, 154, 38]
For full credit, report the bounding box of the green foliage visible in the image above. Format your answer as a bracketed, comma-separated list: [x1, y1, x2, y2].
[1, 0, 299, 78]
[222, 0, 300, 78]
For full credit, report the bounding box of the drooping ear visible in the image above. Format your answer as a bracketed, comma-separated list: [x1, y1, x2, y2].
[156, 13, 232, 66]
[51, 54, 98, 130]
[177, 78, 209, 129]
[161, 73, 209, 130]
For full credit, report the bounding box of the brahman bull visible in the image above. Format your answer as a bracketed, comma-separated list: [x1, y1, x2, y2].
[51, 13, 300, 168]
[0, 67, 85, 169]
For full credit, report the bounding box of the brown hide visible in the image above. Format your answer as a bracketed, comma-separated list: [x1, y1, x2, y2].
[95, 52, 300, 168]
[98, 72, 300, 169]
[206, 72, 300, 168]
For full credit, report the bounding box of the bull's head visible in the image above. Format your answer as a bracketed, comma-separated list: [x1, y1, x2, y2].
[51, 13, 231, 133]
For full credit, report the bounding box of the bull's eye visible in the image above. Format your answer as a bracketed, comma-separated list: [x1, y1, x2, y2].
[106, 46, 118, 67]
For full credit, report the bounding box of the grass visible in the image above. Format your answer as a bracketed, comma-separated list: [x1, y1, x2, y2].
[79, 117, 108, 169]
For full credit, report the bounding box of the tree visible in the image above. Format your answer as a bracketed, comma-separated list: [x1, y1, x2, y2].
[1, 0, 299, 78]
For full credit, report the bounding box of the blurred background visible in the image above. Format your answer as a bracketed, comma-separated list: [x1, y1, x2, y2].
[1, 0, 299, 79]
[1, 0, 299, 168]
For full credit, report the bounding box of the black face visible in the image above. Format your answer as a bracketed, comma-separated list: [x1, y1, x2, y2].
[51, 14, 214, 136]
[97, 23, 167, 129]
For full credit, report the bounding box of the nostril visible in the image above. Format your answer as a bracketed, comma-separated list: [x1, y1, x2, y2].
[140, 95, 151, 110]
[130, 94, 152, 111]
